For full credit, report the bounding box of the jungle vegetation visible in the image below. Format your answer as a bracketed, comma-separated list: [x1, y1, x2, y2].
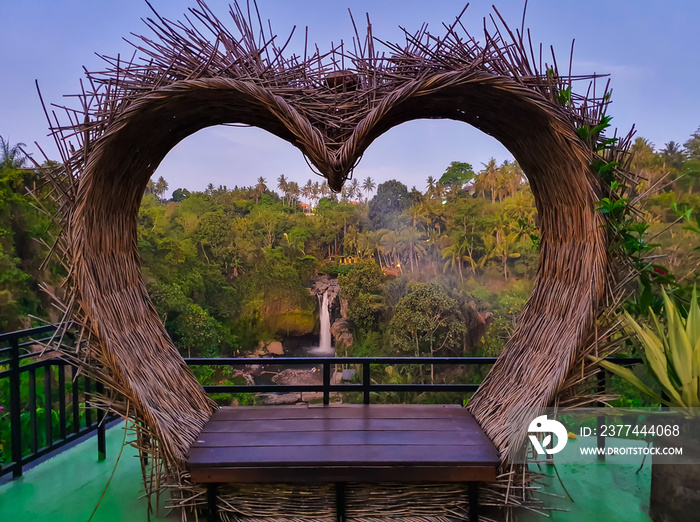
[0, 129, 699, 362]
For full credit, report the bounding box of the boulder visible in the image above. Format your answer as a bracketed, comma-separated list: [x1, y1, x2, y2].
[330, 319, 353, 349]
[272, 368, 323, 385]
[266, 341, 284, 355]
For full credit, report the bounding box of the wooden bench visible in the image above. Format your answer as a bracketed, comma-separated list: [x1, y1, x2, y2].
[187, 404, 500, 521]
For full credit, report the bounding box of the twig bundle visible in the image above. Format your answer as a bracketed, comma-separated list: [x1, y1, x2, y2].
[37, 1, 636, 518]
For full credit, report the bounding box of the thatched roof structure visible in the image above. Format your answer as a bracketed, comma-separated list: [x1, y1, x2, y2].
[38, 0, 635, 516]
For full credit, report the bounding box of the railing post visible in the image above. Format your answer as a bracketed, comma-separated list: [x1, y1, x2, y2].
[96, 380, 106, 461]
[597, 369, 606, 461]
[58, 363, 66, 440]
[362, 362, 371, 405]
[469, 483, 480, 521]
[29, 368, 38, 454]
[207, 484, 219, 522]
[9, 337, 23, 478]
[44, 363, 52, 448]
[323, 361, 331, 405]
[335, 482, 347, 522]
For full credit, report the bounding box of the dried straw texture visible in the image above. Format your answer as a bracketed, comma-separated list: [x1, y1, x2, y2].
[172, 482, 505, 522]
[39, 0, 635, 516]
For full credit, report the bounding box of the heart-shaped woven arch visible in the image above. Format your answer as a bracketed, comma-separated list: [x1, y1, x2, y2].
[43, 1, 632, 475]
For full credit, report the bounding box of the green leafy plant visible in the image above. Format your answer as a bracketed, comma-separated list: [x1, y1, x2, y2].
[593, 289, 700, 413]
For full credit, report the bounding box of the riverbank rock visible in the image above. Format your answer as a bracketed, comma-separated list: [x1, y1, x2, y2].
[266, 341, 284, 355]
[330, 319, 353, 349]
[272, 368, 323, 385]
[309, 275, 340, 298]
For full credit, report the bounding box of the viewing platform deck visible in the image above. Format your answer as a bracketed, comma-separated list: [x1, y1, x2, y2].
[188, 404, 500, 520]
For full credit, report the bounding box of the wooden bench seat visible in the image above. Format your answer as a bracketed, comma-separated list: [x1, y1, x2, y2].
[187, 404, 500, 521]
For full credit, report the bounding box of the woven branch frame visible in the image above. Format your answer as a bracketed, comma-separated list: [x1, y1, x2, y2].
[38, 1, 637, 518]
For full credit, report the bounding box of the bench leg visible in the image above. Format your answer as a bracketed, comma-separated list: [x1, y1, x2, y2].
[468, 483, 479, 521]
[207, 483, 219, 522]
[336, 482, 347, 522]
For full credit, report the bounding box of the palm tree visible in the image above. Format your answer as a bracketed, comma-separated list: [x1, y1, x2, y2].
[435, 181, 446, 200]
[475, 158, 499, 202]
[362, 176, 376, 201]
[397, 227, 427, 272]
[441, 239, 474, 282]
[404, 203, 428, 229]
[155, 176, 169, 201]
[357, 230, 382, 265]
[320, 181, 330, 199]
[311, 181, 321, 207]
[379, 229, 400, 267]
[343, 225, 360, 256]
[287, 181, 300, 206]
[277, 174, 288, 205]
[490, 214, 521, 279]
[426, 176, 437, 198]
[303, 179, 314, 204]
[499, 160, 524, 199]
[348, 178, 360, 201]
[0, 137, 26, 169]
[503, 190, 536, 224]
[254, 176, 267, 203]
[661, 141, 686, 171]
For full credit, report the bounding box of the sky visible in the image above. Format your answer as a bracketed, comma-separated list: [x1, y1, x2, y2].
[1, 0, 699, 195]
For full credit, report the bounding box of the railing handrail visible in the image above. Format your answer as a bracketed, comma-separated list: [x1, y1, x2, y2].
[1, 323, 644, 480]
[0, 322, 109, 480]
[185, 356, 500, 365]
[0, 323, 63, 344]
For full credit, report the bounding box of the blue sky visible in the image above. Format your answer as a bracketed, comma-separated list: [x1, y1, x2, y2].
[1, 0, 699, 194]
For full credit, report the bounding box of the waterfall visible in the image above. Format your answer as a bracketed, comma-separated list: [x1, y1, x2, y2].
[318, 291, 332, 352]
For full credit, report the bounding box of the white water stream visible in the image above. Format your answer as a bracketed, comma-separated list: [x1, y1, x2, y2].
[315, 291, 333, 354]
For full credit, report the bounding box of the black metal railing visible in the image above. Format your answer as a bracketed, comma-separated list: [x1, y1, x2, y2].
[0, 324, 115, 479]
[1, 323, 644, 480]
[185, 356, 498, 405]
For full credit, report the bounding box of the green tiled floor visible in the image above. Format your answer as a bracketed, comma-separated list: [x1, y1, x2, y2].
[1, 425, 654, 521]
[0, 422, 176, 522]
[518, 436, 652, 521]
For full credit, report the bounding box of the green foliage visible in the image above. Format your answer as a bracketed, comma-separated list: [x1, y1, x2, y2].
[171, 188, 190, 202]
[349, 330, 393, 357]
[339, 260, 386, 333]
[439, 162, 474, 187]
[368, 180, 411, 229]
[0, 364, 94, 464]
[576, 115, 616, 151]
[0, 137, 57, 330]
[389, 283, 467, 357]
[598, 178, 676, 316]
[594, 289, 700, 413]
[338, 260, 385, 302]
[2, 122, 698, 419]
[684, 127, 700, 160]
[468, 281, 531, 356]
[347, 292, 385, 332]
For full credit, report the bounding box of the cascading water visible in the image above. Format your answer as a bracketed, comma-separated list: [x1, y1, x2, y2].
[318, 291, 332, 353]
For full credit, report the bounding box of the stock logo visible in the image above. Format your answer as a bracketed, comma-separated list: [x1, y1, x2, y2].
[527, 415, 568, 455]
